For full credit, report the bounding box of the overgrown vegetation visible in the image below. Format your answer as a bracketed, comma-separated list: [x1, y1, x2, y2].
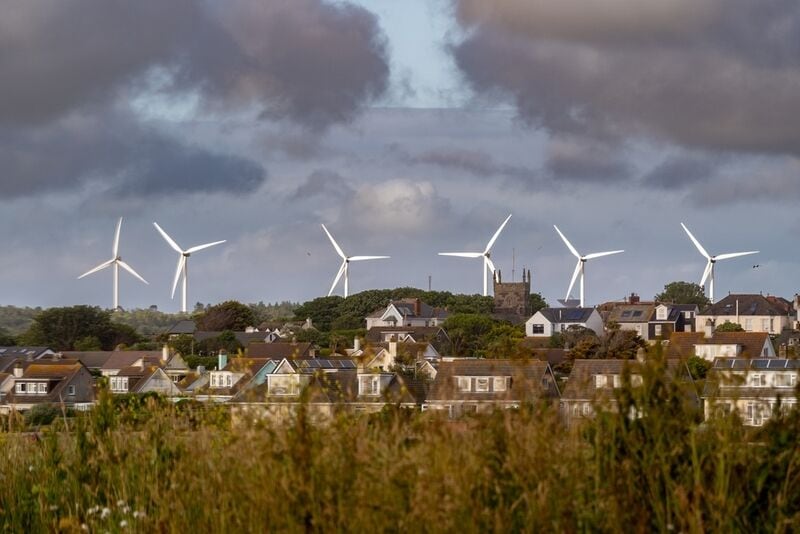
[0, 359, 798, 531]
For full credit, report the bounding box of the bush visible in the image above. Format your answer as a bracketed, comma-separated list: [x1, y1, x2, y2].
[24, 404, 59, 427]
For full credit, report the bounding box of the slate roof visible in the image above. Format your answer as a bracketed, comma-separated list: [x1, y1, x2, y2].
[536, 307, 596, 323]
[0, 347, 52, 359]
[367, 299, 449, 320]
[560, 359, 688, 401]
[247, 342, 313, 359]
[702, 358, 800, 398]
[665, 332, 770, 359]
[699, 294, 790, 317]
[5, 361, 90, 405]
[101, 351, 162, 371]
[164, 320, 197, 335]
[59, 351, 116, 370]
[607, 304, 657, 324]
[426, 359, 558, 402]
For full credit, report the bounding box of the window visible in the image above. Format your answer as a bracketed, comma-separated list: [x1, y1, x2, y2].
[572, 404, 580, 416]
[269, 375, 298, 395]
[656, 307, 668, 321]
[226, 374, 232, 387]
[595, 375, 607, 388]
[457, 377, 471, 392]
[654, 324, 663, 337]
[15, 383, 26, 393]
[67, 385, 76, 396]
[560, 324, 566, 332]
[612, 375, 622, 388]
[493, 377, 507, 392]
[37, 383, 47, 394]
[531, 324, 545, 335]
[762, 319, 770, 332]
[360, 375, 380, 396]
[749, 374, 766, 387]
[582, 403, 592, 416]
[110, 377, 128, 392]
[475, 377, 489, 392]
[776, 373, 797, 387]
[632, 311, 643, 318]
[763, 346, 770, 357]
[621, 310, 632, 318]
[744, 319, 753, 331]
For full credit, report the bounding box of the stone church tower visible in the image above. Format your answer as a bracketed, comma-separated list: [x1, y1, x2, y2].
[492, 269, 531, 322]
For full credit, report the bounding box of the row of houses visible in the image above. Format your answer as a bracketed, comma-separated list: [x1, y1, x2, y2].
[526, 293, 795, 341]
[0, 340, 795, 427]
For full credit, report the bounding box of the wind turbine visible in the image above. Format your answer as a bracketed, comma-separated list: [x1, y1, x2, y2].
[680, 223, 758, 303]
[78, 217, 148, 310]
[322, 224, 389, 298]
[153, 222, 226, 313]
[554, 225, 623, 308]
[439, 214, 512, 296]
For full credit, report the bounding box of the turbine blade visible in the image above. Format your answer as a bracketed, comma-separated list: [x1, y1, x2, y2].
[680, 223, 711, 259]
[113, 217, 123, 257]
[700, 261, 713, 287]
[554, 225, 581, 258]
[566, 260, 581, 300]
[117, 259, 148, 285]
[186, 240, 226, 254]
[484, 213, 512, 254]
[77, 258, 115, 279]
[153, 222, 184, 253]
[328, 261, 346, 296]
[485, 256, 497, 274]
[583, 250, 624, 260]
[321, 224, 346, 259]
[715, 251, 759, 261]
[171, 256, 186, 299]
[438, 252, 483, 258]
[348, 255, 390, 261]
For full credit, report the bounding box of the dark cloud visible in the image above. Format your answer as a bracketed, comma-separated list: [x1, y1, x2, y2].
[290, 170, 354, 202]
[451, 0, 800, 155]
[0, 112, 266, 198]
[545, 135, 630, 182]
[0, 0, 389, 128]
[643, 154, 717, 189]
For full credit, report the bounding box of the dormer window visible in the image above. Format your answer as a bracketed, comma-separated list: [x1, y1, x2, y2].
[456, 377, 471, 392]
[594, 375, 607, 388]
[359, 375, 380, 396]
[475, 377, 490, 392]
[656, 306, 668, 321]
[110, 376, 128, 392]
[493, 377, 507, 392]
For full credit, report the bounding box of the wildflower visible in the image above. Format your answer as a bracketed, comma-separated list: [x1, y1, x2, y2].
[28, 465, 33, 472]
[87, 505, 100, 515]
[120, 520, 128, 528]
[49, 504, 59, 511]
[100, 507, 111, 519]
[117, 499, 125, 507]
[81, 525, 88, 532]
[133, 510, 146, 519]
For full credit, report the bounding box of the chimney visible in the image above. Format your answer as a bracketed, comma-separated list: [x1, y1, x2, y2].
[161, 344, 170, 363]
[218, 351, 228, 371]
[12, 363, 23, 378]
[704, 319, 715, 339]
[414, 298, 421, 316]
[629, 293, 640, 304]
[353, 337, 361, 352]
[389, 339, 397, 358]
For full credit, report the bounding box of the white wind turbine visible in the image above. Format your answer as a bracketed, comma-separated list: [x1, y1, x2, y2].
[153, 222, 226, 313]
[439, 214, 512, 297]
[680, 223, 758, 303]
[554, 225, 623, 308]
[78, 217, 148, 310]
[322, 224, 389, 298]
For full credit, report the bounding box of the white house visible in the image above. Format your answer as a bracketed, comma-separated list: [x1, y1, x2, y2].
[695, 294, 793, 334]
[525, 308, 604, 338]
[365, 299, 449, 329]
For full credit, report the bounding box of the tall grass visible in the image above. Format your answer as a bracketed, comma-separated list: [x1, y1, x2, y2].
[0, 358, 798, 532]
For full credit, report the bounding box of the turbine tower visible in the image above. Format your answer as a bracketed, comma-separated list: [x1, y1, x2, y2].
[554, 225, 623, 308]
[439, 214, 512, 296]
[78, 217, 148, 310]
[322, 224, 389, 298]
[680, 223, 758, 303]
[153, 222, 226, 313]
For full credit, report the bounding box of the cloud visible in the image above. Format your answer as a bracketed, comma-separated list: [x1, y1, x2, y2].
[290, 170, 354, 202]
[0, 0, 390, 128]
[451, 0, 800, 155]
[346, 179, 451, 234]
[643, 154, 718, 189]
[0, 111, 266, 198]
[545, 135, 630, 182]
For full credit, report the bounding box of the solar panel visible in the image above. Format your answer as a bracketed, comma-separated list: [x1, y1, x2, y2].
[752, 359, 770, 369]
[732, 360, 748, 369]
[632, 311, 643, 317]
[713, 359, 729, 368]
[341, 360, 355, 369]
[785, 360, 800, 369]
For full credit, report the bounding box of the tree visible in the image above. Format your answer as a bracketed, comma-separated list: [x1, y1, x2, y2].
[655, 281, 710, 307]
[715, 321, 745, 332]
[529, 293, 548, 315]
[167, 334, 195, 356]
[483, 324, 527, 359]
[74, 336, 102, 351]
[0, 328, 16, 346]
[20, 306, 140, 351]
[686, 356, 712, 380]
[443, 314, 498, 356]
[194, 301, 256, 331]
[196, 330, 242, 355]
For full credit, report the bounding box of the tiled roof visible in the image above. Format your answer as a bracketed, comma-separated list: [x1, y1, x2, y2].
[0, 347, 52, 359]
[247, 342, 313, 359]
[561, 359, 688, 401]
[426, 359, 557, 402]
[367, 299, 449, 320]
[607, 304, 657, 324]
[59, 351, 116, 369]
[699, 294, 790, 317]
[537, 307, 596, 323]
[22, 362, 82, 379]
[164, 320, 196, 335]
[665, 332, 770, 359]
[6, 361, 90, 405]
[101, 351, 162, 371]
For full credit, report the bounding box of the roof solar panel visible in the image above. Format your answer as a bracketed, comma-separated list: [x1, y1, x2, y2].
[342, 360, 355, 369]
[713, 359, 728, 368]
[786, 360, 800, 369]
[752, 359, 770, 369]
[732, 360, 748, 369]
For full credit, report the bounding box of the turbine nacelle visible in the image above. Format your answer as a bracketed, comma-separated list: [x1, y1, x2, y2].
[322, 224, 390, 298]
[438, 214, 511, 296]
[554, 225, 623, 308]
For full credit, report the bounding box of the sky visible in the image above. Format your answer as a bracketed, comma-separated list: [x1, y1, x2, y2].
[1, 0, 799, 312]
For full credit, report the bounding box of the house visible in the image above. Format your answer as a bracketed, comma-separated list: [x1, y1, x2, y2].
[423, 359, 560, 417]
[349, 339, 441, 369]
[702, 358, 799, 426]
[109, 366, 182, 396]
[0, 347, 56, 372]
[650, 303, 699, 338]
[163, 320, 197, 337]
[666, 329, 775, 360]
[695, 294, 793, 334]
[194, 353, 276, 402]
[606, 303, 656, 340]
[365, 299, 449, 329]
[100, 351, 163, 376]
[2, 360, 95, 413]
[559, 359, 696, 425]
[246, 341, 315, 359]
[365, 326, 451, 350]
[525, 308, 604, 338]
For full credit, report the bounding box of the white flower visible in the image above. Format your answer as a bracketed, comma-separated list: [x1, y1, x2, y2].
[81, 525, 88, 532]
[133, 510, 146, 519]
[117, 499, 125, 507]
[28, 465, 33, 472]
[48, 504, 58, 511]
[100, 507, 111, 519]
[120, 519, 128, 528]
